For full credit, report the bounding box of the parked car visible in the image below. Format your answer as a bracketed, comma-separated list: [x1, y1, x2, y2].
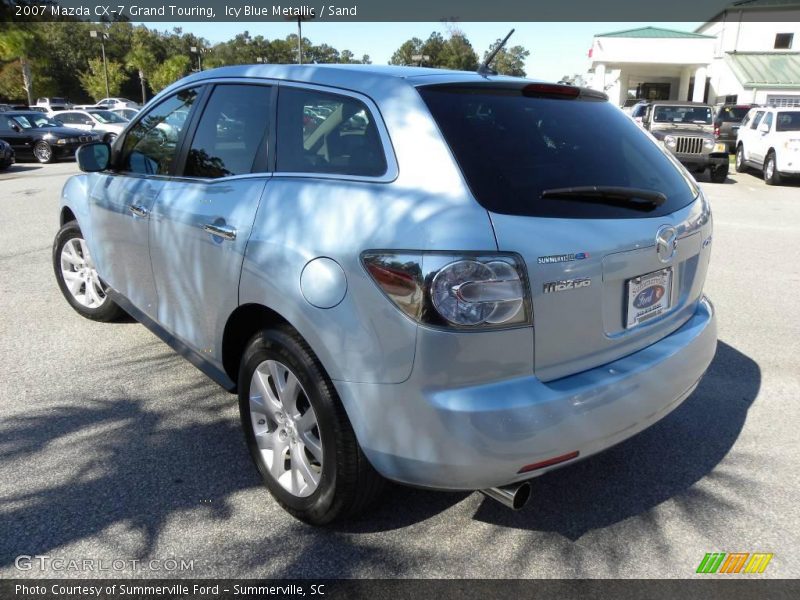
[735, 106, 800, 185]
[0, 138, 14, 169]
[96, 97, 140, 109]
[0, 111, 98, 163]
[629, 100, 648, 125]
[638, 100, 729, 183]
[35, 97, 72, 111]
[110, 107, 139, 121]
[51, 109, 127, 144]
[713, 103, 753, 153]
[53, 65, 717, 524]
[620, 97, 641, 114]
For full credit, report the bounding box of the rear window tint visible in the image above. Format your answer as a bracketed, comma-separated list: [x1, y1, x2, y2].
[418, 85, 698, 219]
[717, 106, 750, 122]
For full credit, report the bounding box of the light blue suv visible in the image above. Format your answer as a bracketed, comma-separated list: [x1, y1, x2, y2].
[53, 65, 717, 523]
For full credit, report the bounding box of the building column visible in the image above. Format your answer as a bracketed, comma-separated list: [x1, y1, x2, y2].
[618, 70, 630, 105]
[678, 68, 691, 101]
[592, 62, 606, 92]
[692, 66, 707, 102]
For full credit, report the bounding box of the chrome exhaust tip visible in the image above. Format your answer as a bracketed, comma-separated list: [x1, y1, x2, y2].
[479, 481, 532, 510]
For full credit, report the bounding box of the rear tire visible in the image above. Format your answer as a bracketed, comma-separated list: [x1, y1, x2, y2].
[764, 151, 781, 186]
[735, 144, 747, 173]
[53, 221, 124, 322]
[238, 326, 384, 525]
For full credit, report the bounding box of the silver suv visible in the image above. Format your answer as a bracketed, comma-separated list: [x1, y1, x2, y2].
[53, 65, 717, 524]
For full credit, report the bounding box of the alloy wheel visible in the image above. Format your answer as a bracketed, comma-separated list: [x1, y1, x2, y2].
[59, 237, 107, 308]
[34, 142, 51, 163]
[249, 359, 323, 497]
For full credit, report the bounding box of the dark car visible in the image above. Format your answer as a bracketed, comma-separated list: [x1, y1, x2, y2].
[0, 112, 98, 163]
[638, 101, 730, 183]
[713, 104, 754, 153]
[0, 138, 14, 169]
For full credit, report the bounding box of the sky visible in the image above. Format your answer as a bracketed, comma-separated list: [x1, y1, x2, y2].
[152, 21, 702, 82]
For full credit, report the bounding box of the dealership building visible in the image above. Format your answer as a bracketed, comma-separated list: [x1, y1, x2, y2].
[589, 0, 800, 106]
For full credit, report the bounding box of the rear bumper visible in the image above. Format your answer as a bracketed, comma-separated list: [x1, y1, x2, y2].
[335, 297, 717, 490]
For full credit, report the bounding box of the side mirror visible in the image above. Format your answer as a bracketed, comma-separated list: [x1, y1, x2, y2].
[758, 122, 770, 134]
[9, 122, 21, 133]
[76, 142, 111, 172]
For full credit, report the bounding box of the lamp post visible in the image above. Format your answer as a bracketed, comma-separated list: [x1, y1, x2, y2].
[190, 46, 209, 71]
[89, 30, 110, 99]
[284, 15, 314, 64]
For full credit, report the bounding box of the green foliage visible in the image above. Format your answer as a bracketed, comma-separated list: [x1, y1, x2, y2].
[80, 58, 127, 100]
[484, 42, 530, 77]
[150, 55, 190, 94]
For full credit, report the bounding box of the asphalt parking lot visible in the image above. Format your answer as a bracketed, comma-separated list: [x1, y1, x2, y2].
[1, 160, 799, 579]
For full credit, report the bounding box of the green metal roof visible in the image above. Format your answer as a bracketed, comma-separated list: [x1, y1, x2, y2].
[594, 27, 713, 39]
[726, 52, 800, 88]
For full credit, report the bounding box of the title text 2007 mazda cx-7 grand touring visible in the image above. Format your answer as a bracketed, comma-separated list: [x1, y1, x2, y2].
[53, 65, 716, 524]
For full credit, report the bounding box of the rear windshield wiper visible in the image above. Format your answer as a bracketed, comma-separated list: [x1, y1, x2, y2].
[540, 186, 666, 209]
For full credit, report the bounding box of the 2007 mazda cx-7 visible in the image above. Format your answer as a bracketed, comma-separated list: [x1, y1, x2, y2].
[53, 65, 717, 524]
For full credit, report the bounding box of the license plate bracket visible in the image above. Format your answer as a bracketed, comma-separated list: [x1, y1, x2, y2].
[625, 268, 673, 328]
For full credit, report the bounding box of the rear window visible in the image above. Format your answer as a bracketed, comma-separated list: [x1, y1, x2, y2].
[418, 85, 698, 219]
[717, 106, 750, 122]
[776, 111, 800, 132]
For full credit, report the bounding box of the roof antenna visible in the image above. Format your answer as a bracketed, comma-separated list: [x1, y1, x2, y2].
[478, 29, 515, 77]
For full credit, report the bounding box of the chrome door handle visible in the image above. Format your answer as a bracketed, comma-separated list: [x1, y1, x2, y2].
[129, 204, 149, 217]
[203, 223, 237, 241]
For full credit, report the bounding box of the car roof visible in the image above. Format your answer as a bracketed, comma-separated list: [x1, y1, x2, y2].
[645, 101, 712, 107]
[171, 63, 545, 92]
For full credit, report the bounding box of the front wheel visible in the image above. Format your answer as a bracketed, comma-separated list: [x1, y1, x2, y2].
[710, 162, 729, 184]
[764, 152, 782, 186]
[33, 140, 53, 164]
[238, 326, 384, 525]
[52, 221, 124, 321]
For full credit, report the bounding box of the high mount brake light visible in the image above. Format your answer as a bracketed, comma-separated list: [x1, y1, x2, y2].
[522, 84, 581, 99]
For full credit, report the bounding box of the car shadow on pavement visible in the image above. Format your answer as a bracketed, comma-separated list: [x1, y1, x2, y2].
[0, 393, 260, 568]
[336, 340, 760, 537]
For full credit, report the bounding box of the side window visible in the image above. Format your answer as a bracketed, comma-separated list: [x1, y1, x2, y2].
[762, 113, 773, 131]
[119, 88, 199, 176]
[184, 84, 271, 178]
[57, 113, 77, 124]
[276, 86, 387, 177]
[751, 111, 765, 129]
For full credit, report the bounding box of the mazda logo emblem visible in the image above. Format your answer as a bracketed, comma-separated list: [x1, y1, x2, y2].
[655, 225, 678, 263]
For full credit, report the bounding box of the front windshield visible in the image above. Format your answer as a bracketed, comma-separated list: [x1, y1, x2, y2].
[89, 110, 126, 124]
[653, 105, 713, 125]
[776, 111, 800, 132]
[10, 114, 59, 129]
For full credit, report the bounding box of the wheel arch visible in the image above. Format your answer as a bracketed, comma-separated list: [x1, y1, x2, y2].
[60, 206, 77, 225]
[221, 303, 293, 387]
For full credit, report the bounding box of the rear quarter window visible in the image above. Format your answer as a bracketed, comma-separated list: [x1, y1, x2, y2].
[418, 85, 699, 219]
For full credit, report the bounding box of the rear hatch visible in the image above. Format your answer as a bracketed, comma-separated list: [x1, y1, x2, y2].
[419, 83, 713, 381]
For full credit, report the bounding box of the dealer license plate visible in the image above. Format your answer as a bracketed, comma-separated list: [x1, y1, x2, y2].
[625, 268, 673, 328]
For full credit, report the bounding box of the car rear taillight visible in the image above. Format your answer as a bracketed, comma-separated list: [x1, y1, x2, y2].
[362, 252, 532, 330]
[714, 124, 720, 138]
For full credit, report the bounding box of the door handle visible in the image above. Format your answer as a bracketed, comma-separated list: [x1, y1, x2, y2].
[203, 223, 237, 241]
[129, 204, 149, 217]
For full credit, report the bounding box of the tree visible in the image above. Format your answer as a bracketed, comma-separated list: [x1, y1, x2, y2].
[389, 38, 423, 66]
[484, 42, 529, 77]
[0, 27, 39, 105]
[441, 34, 479, 71]
[149, 55, 189, 93]
[80, 58, 127, 100]
[126, 41, 157, 104]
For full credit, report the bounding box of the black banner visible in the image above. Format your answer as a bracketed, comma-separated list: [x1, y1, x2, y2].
[2, 0, 800, 22]
[2, 579, 800, 600]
